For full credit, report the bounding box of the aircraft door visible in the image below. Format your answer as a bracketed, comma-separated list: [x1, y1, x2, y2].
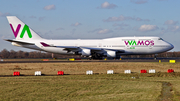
[149, 39, 154, 49]
[149, 45, 153, 49]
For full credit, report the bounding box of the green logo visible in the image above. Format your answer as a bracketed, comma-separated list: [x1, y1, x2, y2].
[20, 25, 32, 38]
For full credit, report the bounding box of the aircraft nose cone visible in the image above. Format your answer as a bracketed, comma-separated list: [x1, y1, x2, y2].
[170, 44, 174, 49]
[168, 43, 174, 50]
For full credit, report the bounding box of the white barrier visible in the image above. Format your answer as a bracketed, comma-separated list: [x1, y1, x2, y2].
[35, 71, 41, 76]
[124, 70, 131, 74]
[107, 70, 114, 74]
[86, 70, 93, 75]
[149, 69, 156, 73]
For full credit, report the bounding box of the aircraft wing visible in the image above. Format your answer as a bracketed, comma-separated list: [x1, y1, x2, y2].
[40, 42, 125, 53]
[4, 39, 35, 45]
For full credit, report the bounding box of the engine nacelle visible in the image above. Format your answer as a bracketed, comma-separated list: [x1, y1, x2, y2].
[106, 51, 116, 57]
[12, 42, 22, 47]
[74, 49, 91, 56]
[81, 49, 91, 56]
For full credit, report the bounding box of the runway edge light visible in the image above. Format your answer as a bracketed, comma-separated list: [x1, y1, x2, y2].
[169, 60, 175, 63]
[57, 71, 64, 75]
[149, 69, 156, 73]
[35, 71, 41, 76]
[141, 70, 147, 73]
[107, 70, 114, 74]
[86, 70, 93, 75]
[68, 58, 75, 61]
[13, 71, 20, 76]
[167, 69, 174, 73]
[124, 70, 131, 74]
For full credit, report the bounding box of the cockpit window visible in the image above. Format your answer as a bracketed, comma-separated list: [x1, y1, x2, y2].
[158, 38, 163, 40]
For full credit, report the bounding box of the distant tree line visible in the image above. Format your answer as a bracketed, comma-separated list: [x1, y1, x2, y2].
[0, 49, 80, 59]
[0, 49, 179, 59]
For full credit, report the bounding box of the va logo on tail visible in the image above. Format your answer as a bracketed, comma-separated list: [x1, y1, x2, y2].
[10, 24, 32, 38]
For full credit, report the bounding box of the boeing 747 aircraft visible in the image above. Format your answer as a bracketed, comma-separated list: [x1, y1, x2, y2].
[5, 16, 174, 59]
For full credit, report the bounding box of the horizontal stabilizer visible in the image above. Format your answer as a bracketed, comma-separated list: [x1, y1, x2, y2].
[4, 39, 34, 45]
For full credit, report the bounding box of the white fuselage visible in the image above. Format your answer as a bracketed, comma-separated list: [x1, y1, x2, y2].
[16, 36, 174, 56]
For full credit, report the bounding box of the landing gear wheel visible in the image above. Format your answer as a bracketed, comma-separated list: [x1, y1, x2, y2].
[91, 53, 103, 60]
[154, 54, 157, 60]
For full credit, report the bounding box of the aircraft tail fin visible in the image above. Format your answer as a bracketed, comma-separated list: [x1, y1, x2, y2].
[6, 16, 42, 40]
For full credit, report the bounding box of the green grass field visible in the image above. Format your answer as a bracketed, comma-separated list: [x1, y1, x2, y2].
[1, 74, 180, 101]
[0, 62, 180, 100]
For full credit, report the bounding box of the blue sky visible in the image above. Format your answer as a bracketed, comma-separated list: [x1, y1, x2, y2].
[0, 0, 180, 51]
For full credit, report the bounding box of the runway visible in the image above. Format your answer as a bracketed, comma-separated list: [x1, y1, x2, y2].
[0, 58, 179, 63]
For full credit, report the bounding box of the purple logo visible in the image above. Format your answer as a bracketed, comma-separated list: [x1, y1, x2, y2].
[10, 24, 21, 38]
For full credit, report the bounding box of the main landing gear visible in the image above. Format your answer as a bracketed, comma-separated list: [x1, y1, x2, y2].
[154, 54, 158, 60]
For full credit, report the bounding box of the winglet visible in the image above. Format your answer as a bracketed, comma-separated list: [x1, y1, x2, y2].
[40, 42, 50, 47]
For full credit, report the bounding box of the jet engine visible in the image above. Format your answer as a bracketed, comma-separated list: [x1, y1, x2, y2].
[81, 49, 91, 56]
[75, 49, 91, 56]
[106, 51, 116, 57]
[12, 42, 22, 47]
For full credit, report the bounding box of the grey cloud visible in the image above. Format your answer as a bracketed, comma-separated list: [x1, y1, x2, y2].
[161, 20, 180, 33]
[112, 23, 129, 27]
[97, 29, 113, 34]
[39, 17, 45, 21]
[0, 12, 10, 17]
[29, 16, 36, 19]
[167, 26, 180, 32]
[131, 0, 148, 4]
[103, 15, 150, 22]
[103, 15, 131, 22]
[71, 22, 82, 27]
[88, 28, 113, 34]
[136, 17, 150, 21]
[115, 27, 124, 30]
[161, 25, 180, 34]
[56, 27, 64, 30]
[164, 20, 178, 25]
[138, 25, 159, 32]
[88, 28, 102, 33]
[98, 2, 118, 9]
[44, 5, 56, 10]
